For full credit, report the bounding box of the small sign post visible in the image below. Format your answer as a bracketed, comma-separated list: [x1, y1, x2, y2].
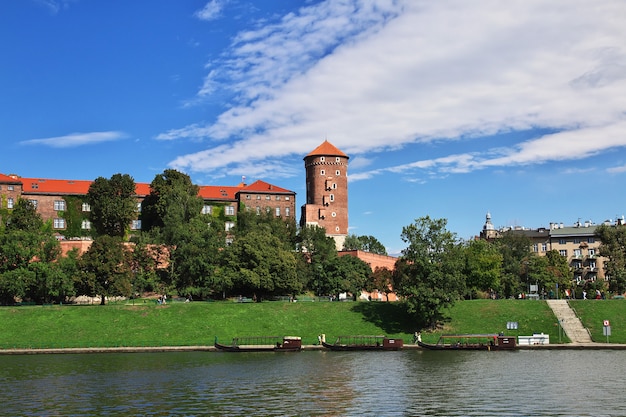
[603, 320, 611, 343]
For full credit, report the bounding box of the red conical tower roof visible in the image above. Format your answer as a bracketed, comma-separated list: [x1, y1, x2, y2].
[305, 140, 348, 159]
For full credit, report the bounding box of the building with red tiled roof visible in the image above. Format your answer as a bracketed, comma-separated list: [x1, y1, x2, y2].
[301, 140, 349, 249]
[0, 173, 295, 239]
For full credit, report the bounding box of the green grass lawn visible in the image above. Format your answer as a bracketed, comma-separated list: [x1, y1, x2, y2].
[569, 300, 626, 343]
[1, 298, 625, 350]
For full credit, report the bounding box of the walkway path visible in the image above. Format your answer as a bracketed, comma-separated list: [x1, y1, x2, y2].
[546, 299, 593, 343]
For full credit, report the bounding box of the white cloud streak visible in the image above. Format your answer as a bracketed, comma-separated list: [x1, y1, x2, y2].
[20, 131, 127, 148]
[194, 0, 227, 21]
[162, 0, 626, 180]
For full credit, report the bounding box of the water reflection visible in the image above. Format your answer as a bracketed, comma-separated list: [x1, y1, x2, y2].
[1, 350, 625, 416]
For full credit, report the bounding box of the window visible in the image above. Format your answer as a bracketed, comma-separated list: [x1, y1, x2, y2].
[53, 218, 65, 229]
[8, 185, 14, 191]
[589, 261, 596, 270]
[82, 203, 91, 212]
[81, 220, 91, 230]
[31, 183, 39, 189]
[225, 221, 235, 232]
[533, 244, 538, 253]
[246, 195, 251, 200]
[256, 206, 261, 215]
[29, 199, 38, 208]
[285, 196, 290, 201]
[136, 202, 142, 212]
[559, 239, 566, 245]
[225, 206, 235, 216]
[331, 212, 336, 217]
[329, 194, 335, 202]
[573, 238, 580, 244]
[256, 195, 261, 200]
[265, 195, 271, 200]
[559, 249, 567, 256]
[202, 205, 212, 215]
[336, 170, 341, 176]
[588, 248, 596, 257]
[332, 183, 337, 189]
[7, 198, 13, 209]
[588, 237, 595, 243]
[320, 156, 325, 162]
[542, 243, 547, 252]
[574, 249, 581, 258]
[276, 195, 281, 201]
[285, 207, 290, 217]
[54, 200, 66, 211]
[320, 170, 325, 176]
[131, 220, 142, 230]
[275, 207, 281, 216]
[336, 157, 340, 162]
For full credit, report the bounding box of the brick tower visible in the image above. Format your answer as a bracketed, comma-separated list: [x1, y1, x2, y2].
[300, 140, 349, 250]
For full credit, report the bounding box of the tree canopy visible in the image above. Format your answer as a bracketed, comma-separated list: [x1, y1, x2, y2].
[87, 173, 137, 238]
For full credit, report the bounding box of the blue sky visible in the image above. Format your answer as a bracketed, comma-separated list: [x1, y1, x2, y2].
[2, 0, 626, 255]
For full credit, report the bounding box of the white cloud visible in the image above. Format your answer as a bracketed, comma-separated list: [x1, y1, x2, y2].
[194, 0, 227, 22]
[162, 0, 626, 179]
[20, 131, 127, 148]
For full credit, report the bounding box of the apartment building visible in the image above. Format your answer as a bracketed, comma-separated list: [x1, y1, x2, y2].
[0, 173, 295, 239]
[480, 212, 624, 284]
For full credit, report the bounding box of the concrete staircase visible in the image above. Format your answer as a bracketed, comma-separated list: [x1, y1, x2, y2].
[546, 299, 593, 343]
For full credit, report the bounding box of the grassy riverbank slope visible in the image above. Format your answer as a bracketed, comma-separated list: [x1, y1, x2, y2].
[1, 299, 624, 349]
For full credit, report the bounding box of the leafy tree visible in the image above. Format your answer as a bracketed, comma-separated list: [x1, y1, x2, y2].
[463, 239, 502, 298]
[140, 169, 204, 244]
[343, 234, 387, 255]
[320, 254, 372, 300]
[297, 225, 338, 296]
[596, 224, 626, 294]
[170, 217, 228, 299]
[234, 209, 297, 250]
[79, 235, 133, 305]
[393, 216, 465, 329]
[86, 173, 137, 238]
[369, 266, 394, 301]
[494, 231, 532, 298]
[544, 249, 573, 297]
[222, 230, 300, 299]
[6, 198, 43, 232]
[26, 261, 73, 304]
[0, 268, 32, 305]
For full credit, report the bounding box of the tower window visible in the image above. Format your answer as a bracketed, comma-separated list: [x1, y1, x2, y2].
[320, 170, 325, 176]
[336, 157, 340, 162]
[320, 157, 325, 162]
[336, 170, 341, 176]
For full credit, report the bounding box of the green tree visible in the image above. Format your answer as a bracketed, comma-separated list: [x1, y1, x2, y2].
[495, 231, 532, 298]
[80, 235, 133, 305]
[596, 223, 626, 294]
[343, 234, 387, 255]
[319, 254, 371, 300]
[86, 173, 137, 238]
[297, 225, 338, 296]
[369, 266, 394, 301]
[170, 217, 228, 299]
[464, 239, 502, 298]
[26, 261, 74, 304]
[140, 169, 204, 244]
[222, 230, 300, 299]
[6, 198, 43, 232]
[393, 216, 466, 329]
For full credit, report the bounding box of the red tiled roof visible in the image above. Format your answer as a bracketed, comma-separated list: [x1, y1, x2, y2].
[11, 176, 151, 196]
[240, 180, 294, 194]
[198, 185, 242, 200]
[0, 173, 21, 183]
[305, 140, 348, 159]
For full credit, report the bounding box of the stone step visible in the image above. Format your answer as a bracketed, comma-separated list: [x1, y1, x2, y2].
[546, 300, 593, 344]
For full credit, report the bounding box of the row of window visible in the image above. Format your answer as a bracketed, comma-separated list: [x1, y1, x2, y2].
[0, 185, 15, 191]
[320, 169, 341, 176]
[533, 243, 597, 253]
[251, 206, 290, 216]
[245, 195, 291, 201]
[319, 157, 342, 163]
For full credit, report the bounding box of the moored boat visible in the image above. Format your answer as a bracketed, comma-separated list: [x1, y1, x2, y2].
[214, 336, 302, 352]
[417, 334, 516, 351]
[322, 335, 403, 351]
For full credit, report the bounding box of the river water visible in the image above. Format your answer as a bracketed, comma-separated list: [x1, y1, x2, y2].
[0, 349, 624, 416]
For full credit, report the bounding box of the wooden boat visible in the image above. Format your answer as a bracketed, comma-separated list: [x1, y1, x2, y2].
[417, 334, 517, 351]
[322, 335, 403, 351]
[214, 336, 302, 352]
